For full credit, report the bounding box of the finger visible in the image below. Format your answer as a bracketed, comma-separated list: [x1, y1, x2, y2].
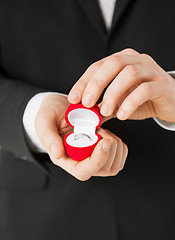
[50, 153, 81, 176]
[53, 138, 111, 181]
[117, 82, 158, 120]
[100, 113, 114, 124]
[96, 129, 118, 173]
[119, 48, 140, 56]
[68, 59, 105, 104]
[76, 138, 111, 181]
[99, 130, 125, 176]
[100, 64, 152, 116]
[36, 112, 65, 159]
[107, 138, 124, 175]
[104, 130, 128, 173]
[81, 54, 140, 108]
[119, 143, 128, 171]
[68, 48, 140, 104]
[94, 129, 125, 177]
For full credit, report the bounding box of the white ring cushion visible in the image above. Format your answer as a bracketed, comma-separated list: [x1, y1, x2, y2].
[66, 108, 99, 147]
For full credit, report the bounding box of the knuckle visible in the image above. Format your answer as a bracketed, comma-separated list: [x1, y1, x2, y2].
[106, 136, 115, 145]
[117, 138, 122, 146]
[119, 165, 124, 172]
[123, 143, 128, 154]
[107, 55, 123, 68]
[120, 159, 126, 171]
[140, 83, 151, 95]
[125, 65, 138, 77]
[98, 169, 107, 176]
[121, 48, 137, 54]
[141, 53, 152, 61]
[110, 169, 119, 176]
[76, 171, 91, 182]
[93, 77, 103, 87]
[77, 176, 90, 182]
[90, 61, 102, 71]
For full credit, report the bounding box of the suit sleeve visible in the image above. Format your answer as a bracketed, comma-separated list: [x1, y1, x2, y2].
[0, 71, 49, 169]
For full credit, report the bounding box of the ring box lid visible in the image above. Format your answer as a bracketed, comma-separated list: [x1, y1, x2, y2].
[65, 103, 102, 136]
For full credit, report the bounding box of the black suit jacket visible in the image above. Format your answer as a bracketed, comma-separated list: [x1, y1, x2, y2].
[0, 1, 175, 239]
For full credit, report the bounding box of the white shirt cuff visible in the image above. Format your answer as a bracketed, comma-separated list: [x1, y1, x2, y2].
[153, 70, 175, 131]
[153, 117, 175, 131]
[23, 92, 67, 152]
[167, 70, 175, 79]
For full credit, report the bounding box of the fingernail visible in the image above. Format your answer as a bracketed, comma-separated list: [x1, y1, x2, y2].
[83, 93, 92, 106]
[69, 91, 80, 101]
[100, 103, 108, 115]
[102, 140, 111, 152]
[117, 109, 125, 119]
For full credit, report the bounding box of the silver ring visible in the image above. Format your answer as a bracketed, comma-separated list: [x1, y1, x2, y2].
[74, 133, 91, 141]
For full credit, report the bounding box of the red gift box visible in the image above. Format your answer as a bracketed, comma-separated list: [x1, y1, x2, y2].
[63, 103, 102, 161]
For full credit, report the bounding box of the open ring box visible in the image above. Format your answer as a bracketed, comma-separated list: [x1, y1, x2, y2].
[63, 103, 102, 161]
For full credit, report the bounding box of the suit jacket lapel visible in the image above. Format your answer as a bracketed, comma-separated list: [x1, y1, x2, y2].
[110, 0, 133, 33]
[76, 0, 134, 39]
[76, 0, 107, 37]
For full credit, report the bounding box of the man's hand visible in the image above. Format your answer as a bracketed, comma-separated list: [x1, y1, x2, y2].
[35, 94, 128, 181]
[68, 48, 175, 122]
[35, 94, 71, 159]
[48, 127, 128, 181]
